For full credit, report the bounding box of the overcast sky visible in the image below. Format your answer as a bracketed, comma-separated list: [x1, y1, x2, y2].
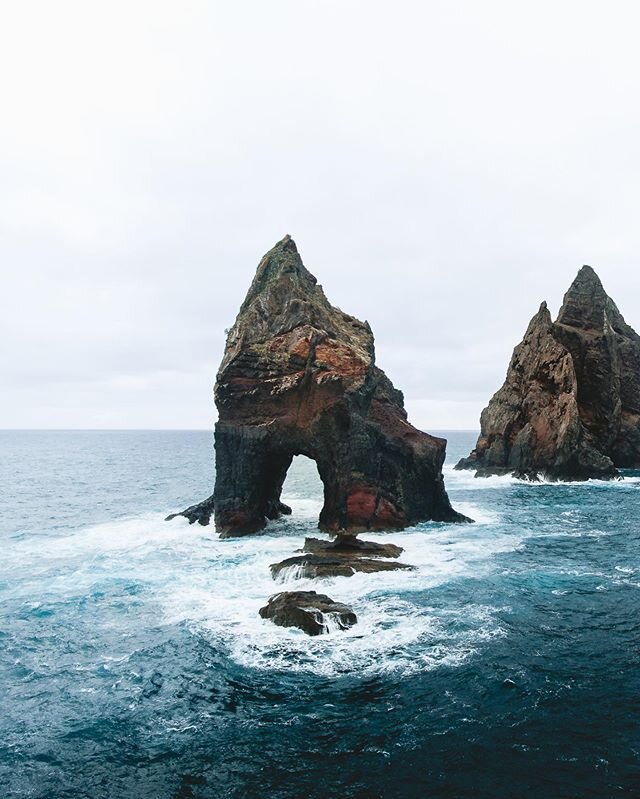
[2, 1, 640, 430]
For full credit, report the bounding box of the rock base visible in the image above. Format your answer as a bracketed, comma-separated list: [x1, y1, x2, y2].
[165, 494, 215, 526]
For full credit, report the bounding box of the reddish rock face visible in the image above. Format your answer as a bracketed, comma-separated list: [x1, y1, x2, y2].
[170, 235, 467, 535]
[457, 266, 640, 480]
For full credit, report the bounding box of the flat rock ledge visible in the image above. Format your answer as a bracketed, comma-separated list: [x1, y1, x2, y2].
[259, 590, 357, 636]
[270, 553, 413, 581]
[302, 534, 403, 559]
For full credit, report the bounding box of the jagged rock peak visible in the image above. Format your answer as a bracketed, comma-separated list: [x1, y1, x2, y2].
[557, 264, 632, 335]
[240, 235, 318, 311]
[524, 301, 552, 334]
[169, 236, 469, 534]
[456, 264, 640, 480]
[222, 235, 373, 372]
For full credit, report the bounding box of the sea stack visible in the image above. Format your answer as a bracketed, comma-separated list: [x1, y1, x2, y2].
[171, 235, 467, 535]
[457, 266, 640, 480]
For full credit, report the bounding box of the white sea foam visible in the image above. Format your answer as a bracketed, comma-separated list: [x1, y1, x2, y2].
[272, 563, 308, 584]
[2, 494, 524, 677]
[453, 501, 500, 525]
[443, 466, 520, 489]
[152, 497, 521, 676]
[444, 464, 640, 489]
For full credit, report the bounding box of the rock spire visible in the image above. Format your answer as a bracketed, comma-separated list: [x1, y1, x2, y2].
[456, 266, 640, 479]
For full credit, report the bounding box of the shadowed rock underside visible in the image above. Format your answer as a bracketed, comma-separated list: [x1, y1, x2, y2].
[171, 235, 466, 535]
[457, 266, 640, 480]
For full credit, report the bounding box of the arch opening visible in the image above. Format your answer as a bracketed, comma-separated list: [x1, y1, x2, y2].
[279, 454, 325, 521]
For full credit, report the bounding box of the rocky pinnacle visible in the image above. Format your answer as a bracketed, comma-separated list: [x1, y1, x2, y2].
[457, 265, 640, 480]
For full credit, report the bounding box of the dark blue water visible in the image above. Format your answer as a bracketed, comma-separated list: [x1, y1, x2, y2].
[2, 430, 639, 798]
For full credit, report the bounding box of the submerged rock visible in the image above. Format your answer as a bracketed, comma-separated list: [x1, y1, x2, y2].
[457, 266, 640, 480]
[259, 590, 357, 635]
[169, 235, 467, 534]
[270, 553, 412, 580]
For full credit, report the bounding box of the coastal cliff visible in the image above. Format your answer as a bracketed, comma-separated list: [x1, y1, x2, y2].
[171, 235, 467, 535]
[457, 266, 640, 479]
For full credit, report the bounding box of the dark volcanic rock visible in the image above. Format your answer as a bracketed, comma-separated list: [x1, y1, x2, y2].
[457, 266, 640, 480]
[270, 553, 412, 580]
[166, 495, 292, 526]
[165, 495, 216, 525]
[302, 534, 403, 559]
[170, 235, 467, 534]
[259, 590, 357, 635]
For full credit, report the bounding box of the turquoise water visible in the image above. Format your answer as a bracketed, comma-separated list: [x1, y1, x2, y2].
[1, 430, 639, 798]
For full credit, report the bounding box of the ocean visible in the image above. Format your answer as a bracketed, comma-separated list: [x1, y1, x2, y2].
[1, 430, 639, 798]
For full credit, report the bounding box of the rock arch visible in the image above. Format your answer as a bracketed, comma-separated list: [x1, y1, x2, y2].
[170, 236, 467, 535]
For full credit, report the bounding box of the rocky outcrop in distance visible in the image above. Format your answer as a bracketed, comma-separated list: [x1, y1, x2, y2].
[169, 235, 467, 535]
[457, 266, 640, 480]
[259, 591, 357, 636]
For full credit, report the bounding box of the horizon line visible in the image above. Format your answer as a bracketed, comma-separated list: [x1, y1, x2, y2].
[0, 427, 481, 433]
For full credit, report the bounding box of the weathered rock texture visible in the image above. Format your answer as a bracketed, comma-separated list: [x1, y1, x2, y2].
[269, 533, 409, 580]
[171, 235, 466, 534]
[259, 591, 357, 635]
[270, 553, 412, 581]
[457, 266, 640, 480]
